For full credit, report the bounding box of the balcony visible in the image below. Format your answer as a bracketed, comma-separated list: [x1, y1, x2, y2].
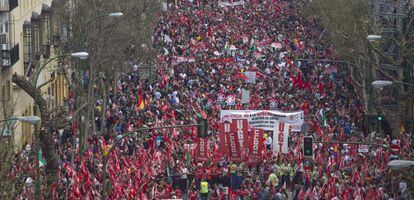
[9, 43, 18, 66]
[9, 0, 17, 11]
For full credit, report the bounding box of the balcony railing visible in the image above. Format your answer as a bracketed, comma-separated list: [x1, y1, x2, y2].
[9, 0, 17, 11]
[10, 43, 18, 66]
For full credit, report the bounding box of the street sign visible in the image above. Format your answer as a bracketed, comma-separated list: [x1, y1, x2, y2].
[358, 145, 369, 153]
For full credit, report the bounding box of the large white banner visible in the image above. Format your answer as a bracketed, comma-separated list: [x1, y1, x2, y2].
[274, 122, 289, 154]
[218, 1, 245, 7]
[220, 110, 304, 131]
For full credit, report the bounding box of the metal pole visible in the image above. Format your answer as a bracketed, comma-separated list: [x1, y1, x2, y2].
[33, 53, 74, 200]
[411, 62, 414, 149]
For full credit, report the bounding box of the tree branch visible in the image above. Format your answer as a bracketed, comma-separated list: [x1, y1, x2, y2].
[11, 73, 49, 120]
[36, 76, 56, 90]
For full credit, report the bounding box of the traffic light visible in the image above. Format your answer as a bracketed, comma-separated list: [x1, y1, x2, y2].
[303, 136, 313, 157]
[377, 114, 382, 134]
[197, 118, 208, 137]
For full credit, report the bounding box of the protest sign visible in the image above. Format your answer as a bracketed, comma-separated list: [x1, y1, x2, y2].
[273, 122, 289, 153]
[218, 0, 245, 7]
[227, 131, 241, 161]
[197, 137, 208, 161]
[269, 98, 278, 109]
[241, 89, 250, 104]
[219, 123, 230, 157]
[226, 94, 236, 106]
[244, 71, 256, 83]
[249, 128, 264, 159]
[220, 110, 304, 131]
[358, 145, 369, 153]
[217, 92, 226, 103]
[230, 119, 248, 148]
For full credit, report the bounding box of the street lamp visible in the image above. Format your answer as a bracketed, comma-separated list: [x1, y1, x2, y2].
[367, 34, 382, 42]
[33, 52, 88, 200]
[81, 12, 124, 42]
[372, 80, 393, 88]
[367, 34, 402, 46]
[71, 52, 89, 60]
[74, 12, 123, 156]
[1, 116, 41, 136]
[0, 116, 41, 125]
[372, 80, 414, 88]
[108, 12, 124, 17]
[388, 160, 414, 170]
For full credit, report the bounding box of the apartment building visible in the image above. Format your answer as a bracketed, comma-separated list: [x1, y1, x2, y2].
[0, 0, 69, 148]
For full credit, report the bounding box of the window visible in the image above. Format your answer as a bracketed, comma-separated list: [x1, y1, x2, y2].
[1, 80, 11, 102]
[23, 21, 32, 75]
[31, 12, 42, 60]
[41, 5, 51, 58]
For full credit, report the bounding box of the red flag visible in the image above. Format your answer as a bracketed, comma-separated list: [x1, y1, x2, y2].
[226, 131, 242, 162]
[219, 123, 230, 157]
[197, 137, 208, 161]
[136, 88, 145, 110]
[249, 128, 264, 160]
[297, 188, 305, 200]
[230, 119, 248, 148]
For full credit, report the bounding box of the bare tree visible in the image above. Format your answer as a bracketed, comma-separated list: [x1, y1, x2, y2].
[10, 0, 160, 198]
[0, 93, 34, 199]
[306, 0, 414, 134]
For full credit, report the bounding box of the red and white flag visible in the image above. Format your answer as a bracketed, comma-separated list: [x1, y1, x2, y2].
[230, 119, 248, 148]
[219, 123, 230, 157]
[197, 137, 208, 161]
[249, 128, 264, 159]
[226, 131, 242, 162]
[269, 98, 278, 109]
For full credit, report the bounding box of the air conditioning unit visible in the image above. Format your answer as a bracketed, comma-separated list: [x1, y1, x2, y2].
[2, 43, 9, 50]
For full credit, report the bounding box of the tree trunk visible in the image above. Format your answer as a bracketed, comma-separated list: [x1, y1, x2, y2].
[83, 65, 94, 147]
[100, 80, 108, 133]
[11, 73, 68, 198]
[362, 81, 368, 113]
[39, 128, 59, 199]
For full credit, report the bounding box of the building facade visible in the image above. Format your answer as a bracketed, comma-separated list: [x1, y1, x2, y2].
[0, 0, 68, 148]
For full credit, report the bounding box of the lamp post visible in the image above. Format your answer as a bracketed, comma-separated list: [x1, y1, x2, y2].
[387, 160, 414, 170]
[0, 116, 41, 124]
[33, 52, 88, 200]
[367, 34, 403, 46]
[78, 12, 124, 47]
[0, 116, 41, 137]
[75, 12, 123, 157]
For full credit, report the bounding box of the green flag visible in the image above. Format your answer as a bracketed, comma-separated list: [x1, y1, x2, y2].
[320, 109, 327, 127]
[186, 148, 191, 166]
[38, 149, 46, 167]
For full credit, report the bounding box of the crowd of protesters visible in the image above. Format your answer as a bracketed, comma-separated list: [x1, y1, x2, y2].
[9, 0, 413, 199]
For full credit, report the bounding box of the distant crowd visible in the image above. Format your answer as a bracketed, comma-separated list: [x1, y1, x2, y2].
[11, 0, 413, 199]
